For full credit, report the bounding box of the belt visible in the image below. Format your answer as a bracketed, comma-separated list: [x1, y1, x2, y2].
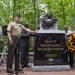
[11, 35, 20, 38]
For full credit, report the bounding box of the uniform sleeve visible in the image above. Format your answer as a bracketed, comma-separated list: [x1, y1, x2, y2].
[7, 22, 12, 32]
[20, 25, 34, 32]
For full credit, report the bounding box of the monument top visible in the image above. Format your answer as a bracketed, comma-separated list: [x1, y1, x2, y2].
[40, 13, 58, 30]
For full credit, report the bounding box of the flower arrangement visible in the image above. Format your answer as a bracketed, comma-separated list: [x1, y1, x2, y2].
[66, 34, 75, 54]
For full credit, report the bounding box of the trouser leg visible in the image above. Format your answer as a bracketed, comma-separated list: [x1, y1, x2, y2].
[68, 51, 74, 64]
[24, 46, 29, 66]
[14, 40, 20, 70]
[21, 46, 26, 66]
[7, 42, 14, 71]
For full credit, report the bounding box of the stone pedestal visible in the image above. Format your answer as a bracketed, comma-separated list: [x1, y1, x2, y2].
[32, 64, 70, 72]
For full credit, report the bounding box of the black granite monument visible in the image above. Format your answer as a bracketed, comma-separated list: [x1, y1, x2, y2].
[34, 33, 68, 66]
[32, 13, 70, 71]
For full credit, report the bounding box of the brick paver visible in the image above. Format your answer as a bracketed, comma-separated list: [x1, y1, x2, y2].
[0, 63, 75, 75]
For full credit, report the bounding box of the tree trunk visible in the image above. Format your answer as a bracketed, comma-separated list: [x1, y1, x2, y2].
[13, 0, 16, 17]
[33, 0, 38, 26]
[61, 0, 65, 25]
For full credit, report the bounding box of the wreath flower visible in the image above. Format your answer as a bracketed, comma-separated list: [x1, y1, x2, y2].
[66, 34, 75, 54]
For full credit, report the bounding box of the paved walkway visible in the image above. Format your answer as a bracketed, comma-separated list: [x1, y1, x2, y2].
[0, 63, 75, 75]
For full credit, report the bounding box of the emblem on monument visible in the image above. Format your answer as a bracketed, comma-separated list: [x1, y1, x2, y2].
[40, 13, 57, 30]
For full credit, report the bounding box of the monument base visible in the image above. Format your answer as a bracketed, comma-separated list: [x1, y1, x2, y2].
[32, 64, 70, 72]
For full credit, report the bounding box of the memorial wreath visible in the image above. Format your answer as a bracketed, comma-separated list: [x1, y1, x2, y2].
[66, 34, 75, 54]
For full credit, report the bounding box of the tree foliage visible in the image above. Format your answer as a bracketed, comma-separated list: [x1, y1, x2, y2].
[0, 0, 75, 30]
[0, 0, 75, 52]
